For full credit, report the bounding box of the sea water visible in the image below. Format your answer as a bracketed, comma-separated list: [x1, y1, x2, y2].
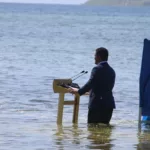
[0, 3, 150, 150]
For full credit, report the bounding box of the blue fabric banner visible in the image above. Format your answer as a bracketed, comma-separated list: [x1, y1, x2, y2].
[140, 39, 150, 116]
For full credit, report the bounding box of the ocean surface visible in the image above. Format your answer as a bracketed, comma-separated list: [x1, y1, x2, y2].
[0, 3, 150, 150]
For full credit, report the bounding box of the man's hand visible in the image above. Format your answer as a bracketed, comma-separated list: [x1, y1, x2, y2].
[68, 87, 79, 94]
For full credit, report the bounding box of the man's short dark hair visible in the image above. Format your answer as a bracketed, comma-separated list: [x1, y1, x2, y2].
[96, 47, 109, 61]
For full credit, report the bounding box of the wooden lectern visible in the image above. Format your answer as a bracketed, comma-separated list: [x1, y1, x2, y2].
[53, 79, 80, 124]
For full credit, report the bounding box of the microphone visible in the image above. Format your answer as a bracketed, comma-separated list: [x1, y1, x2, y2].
[70, 70, 85, 79]
[72, 71, 88, 81]
[69, 71, 88, 89]
[57, 70, 88, 89]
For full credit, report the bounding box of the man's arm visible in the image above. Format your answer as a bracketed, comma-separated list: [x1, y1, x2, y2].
[78, 67, 97, 95]
[68, 67, 98, 95]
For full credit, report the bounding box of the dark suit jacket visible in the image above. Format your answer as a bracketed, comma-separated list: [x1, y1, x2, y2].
[78, 62, 116, 110]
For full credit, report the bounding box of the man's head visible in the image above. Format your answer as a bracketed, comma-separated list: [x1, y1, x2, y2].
[94, 47, 109, 64]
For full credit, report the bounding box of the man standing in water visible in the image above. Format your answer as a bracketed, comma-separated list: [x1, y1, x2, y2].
[68, 47, 116, 124]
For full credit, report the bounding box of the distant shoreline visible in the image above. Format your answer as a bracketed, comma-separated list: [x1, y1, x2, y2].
[84, 0, 150, 6]
[0, 1, 150, 7]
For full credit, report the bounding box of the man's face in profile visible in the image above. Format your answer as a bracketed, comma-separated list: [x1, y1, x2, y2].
[94, 52, 101, 64]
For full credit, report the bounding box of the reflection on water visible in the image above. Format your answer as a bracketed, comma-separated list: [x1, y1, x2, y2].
[54, 124, 114, 150]
[87, 124, 113, 150]
[137, 125, 150, 150]
[54, 124, 82, 149]
[53, 122, 150, 150]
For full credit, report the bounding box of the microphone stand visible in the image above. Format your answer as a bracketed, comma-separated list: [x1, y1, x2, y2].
[57, 71, 88, 89]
